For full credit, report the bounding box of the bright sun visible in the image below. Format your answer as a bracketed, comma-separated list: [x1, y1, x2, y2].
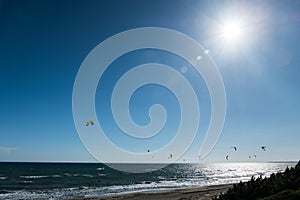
[220, 21, 243, 42]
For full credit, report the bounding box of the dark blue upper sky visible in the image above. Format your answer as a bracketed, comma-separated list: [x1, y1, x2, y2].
[0, 0, 300, 162]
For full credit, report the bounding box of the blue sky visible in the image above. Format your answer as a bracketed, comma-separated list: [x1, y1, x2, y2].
[0, 0, 300, 163]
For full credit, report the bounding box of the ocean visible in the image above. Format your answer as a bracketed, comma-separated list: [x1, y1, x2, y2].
[0, 162, 296, 199]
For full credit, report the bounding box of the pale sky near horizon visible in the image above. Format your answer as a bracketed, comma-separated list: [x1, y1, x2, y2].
[0, 0, 300, 163]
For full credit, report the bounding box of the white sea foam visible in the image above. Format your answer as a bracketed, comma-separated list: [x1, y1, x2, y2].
[51, 175, 61, 178]
[21, 181, 33, 184]
[20, 176, 48, 179]
[63, 173, 71, 176]
[82, 174, 94, 178]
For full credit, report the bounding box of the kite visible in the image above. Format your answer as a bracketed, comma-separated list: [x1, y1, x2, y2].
[231, 146, 237, 151]
[86, 120, 94, 126]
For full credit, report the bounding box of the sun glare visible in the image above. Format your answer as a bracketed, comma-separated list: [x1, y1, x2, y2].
[220, 21, 243, 42]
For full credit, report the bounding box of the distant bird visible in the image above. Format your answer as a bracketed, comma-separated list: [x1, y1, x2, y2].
[249, 156, 251, 159]
[261, 146, 266, 151]
[147, 149, 150, 153]
[86, 120, 94, 126]
[226, 155, 229, 160]
[231, 146, 237, 151]
[253, 155, 257, 158]
[168, 154, 173, 159]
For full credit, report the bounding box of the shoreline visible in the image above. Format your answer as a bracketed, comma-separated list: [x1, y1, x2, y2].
[77, 183, 234, 200]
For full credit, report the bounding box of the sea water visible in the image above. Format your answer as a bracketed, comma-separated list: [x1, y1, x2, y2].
[0, 162, 296, 199]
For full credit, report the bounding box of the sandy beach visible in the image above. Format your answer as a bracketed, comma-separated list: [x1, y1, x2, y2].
[78, 183, 234, 200]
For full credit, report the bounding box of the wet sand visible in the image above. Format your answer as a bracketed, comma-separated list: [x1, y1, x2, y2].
[78, 183, 233, 200]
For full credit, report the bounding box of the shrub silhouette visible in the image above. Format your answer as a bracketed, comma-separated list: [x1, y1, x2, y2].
[214, 160, 300, 200]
